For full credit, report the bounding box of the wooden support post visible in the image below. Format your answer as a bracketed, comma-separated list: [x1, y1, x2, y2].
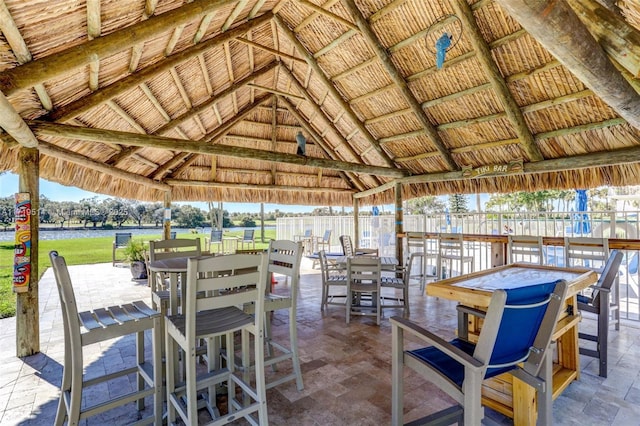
[395, 182, 403, 266]
[163, 192, 171, 240]
[16, 147, 39, 357]
[353, 197, 359, 250]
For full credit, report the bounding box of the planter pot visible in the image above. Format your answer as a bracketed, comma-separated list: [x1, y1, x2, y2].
[130, 261, 148, 280]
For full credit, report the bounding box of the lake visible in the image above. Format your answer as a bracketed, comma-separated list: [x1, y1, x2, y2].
[0, 226, 274, 242]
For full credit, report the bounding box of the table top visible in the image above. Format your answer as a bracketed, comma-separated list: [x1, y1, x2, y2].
[148, 255, 216, 273]
[427, 263, 597, 307]
[334, 255, 398, 269]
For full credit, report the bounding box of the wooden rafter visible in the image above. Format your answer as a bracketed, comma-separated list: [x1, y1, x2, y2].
[222, 0, 249, 31]
[278, 95, 366, 191]
[247, 83, 305, 100]
[451, 0, 544, 162]
[568, 0, 640, 78]
[0, 92, 38, 147]
[129, 0, 159, 72]
[495, 0, 640, 130]
[274, 14, 397, 168]
[344, 0, 458, 171]
[0, 0, 52, 110]
[86, 0, 101, 91]
[46, 13, 272, 122]
[30, 120, 410, 178]
[193, 12, 218, 44]
[295, 0, 358, 30]
[235, 37, 306, 63]
[0, 0, 241, 97]
[38, 141, 170, 191]
[165, 178, 355, 193]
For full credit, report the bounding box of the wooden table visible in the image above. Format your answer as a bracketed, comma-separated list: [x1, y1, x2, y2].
[427, 263, 597, 425]
[334, 255, 398, 270]
[148, 255, 215, 314]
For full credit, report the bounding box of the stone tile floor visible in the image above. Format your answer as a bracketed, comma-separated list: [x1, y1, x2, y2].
[2, 257, 640, 425]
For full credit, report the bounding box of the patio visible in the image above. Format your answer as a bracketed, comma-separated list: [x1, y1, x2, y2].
[2, 258, 640, 425]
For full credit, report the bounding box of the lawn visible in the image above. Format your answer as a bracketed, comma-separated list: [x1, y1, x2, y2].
[0, 228, 276, 318]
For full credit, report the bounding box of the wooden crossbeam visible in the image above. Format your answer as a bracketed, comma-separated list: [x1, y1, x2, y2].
[165, 178, 355, 193]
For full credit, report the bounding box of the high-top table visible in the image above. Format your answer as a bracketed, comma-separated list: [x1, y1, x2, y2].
[427, 263, 597, 425]
[148, 255, 215, 314]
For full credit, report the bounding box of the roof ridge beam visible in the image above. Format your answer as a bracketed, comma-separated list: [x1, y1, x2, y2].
[343, 0, 458, 171]
[29, 121, 410, 178]
[46, 12, 273, 122]
[495, 0, 640, 130]
[274, 14, 397, 168]
[451, 0, 544, 162]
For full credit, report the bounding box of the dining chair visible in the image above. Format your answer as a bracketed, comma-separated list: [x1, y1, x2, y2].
[314, 229, 332, 254]
[347, 256, 382, 325]
[294, 228, 313, 255]
[339, 234, 378, 257]
[405, 232, 438, 291]
[49, 251, 162, 426]
[239, 229, 255, 250]
[148, 238, 202, 366]
[578, 250, 623, 377]
[319, 249, 348, 311]
[437, 232, 474, 279]
[391, 279, 569, 425]
[507, 235, 544, 265]
[112, 232, 131, 265]
[165, 253, 269, 425]
[206, 229, 223, 254]
[380, 265, 410, 316]
[241, 239, 305, 390]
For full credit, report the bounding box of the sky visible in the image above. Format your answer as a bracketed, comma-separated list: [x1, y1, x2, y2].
[0, 172, 487, 213]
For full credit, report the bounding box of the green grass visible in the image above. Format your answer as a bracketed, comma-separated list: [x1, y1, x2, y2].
[0, 229, 277, 318]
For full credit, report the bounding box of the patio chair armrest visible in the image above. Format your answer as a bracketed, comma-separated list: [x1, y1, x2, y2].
[390, 316, 483, 369]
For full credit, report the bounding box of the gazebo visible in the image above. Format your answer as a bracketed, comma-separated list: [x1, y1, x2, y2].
[0, 0, 638, 356]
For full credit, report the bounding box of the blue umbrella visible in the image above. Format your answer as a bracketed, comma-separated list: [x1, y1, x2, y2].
[573, 189, 591, 235]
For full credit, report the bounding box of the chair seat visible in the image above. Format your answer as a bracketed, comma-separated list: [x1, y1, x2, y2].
[381, 276, 404, 288]
[408, 338, 515, 387]
[79, 301, 159, 345]
[167, 306, 254, 338]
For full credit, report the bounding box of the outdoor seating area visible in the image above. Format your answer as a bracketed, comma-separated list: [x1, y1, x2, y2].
[3, 257, 640, 425]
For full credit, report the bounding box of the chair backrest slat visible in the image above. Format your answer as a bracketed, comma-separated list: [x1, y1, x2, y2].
[591, 250, 623, 307]
[340, 235, 354, 257]
[149, 238, 201, 261]
[564, 237, 609, 270]
[508, 235, 544, 265]
[266, 240, 303, 298]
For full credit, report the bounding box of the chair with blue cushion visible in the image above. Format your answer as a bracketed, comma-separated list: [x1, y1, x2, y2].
[391, 279, 569, 425]
[577, 249, 623, 377]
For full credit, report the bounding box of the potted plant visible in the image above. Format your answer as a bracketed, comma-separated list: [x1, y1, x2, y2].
[124, 238, 148, 280]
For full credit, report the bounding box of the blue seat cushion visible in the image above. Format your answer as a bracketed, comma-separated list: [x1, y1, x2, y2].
[408, 339, 516, 387]
[577, 294, 591, 304]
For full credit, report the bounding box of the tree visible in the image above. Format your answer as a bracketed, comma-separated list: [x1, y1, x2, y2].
[240, 216, 256, 227]
[174, 205, 207, 228]
[0, 196, 14, 230]
[448, 194, 468, 213]
[406, 196, 446, 214]
[105, 198, 131, 227]
[130, 203, 147, 227]
[77, 196, 109, 227]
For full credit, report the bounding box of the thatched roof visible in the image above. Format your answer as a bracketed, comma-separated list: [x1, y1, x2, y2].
[0, 0, 638, 206]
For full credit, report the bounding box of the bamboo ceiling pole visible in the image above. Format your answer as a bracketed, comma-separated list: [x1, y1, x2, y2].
[494, 0, 640, 130]
[0, 0, 242, 96]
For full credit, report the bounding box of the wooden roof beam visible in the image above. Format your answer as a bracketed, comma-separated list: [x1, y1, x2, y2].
[47, 13, 273, 122]
[294, 0, 358, 31]
[344, 0, 458, 171]
[169, 94, 274, 177]
[451, 0, 544, 162]
[275, 14, 397, 168]
[0, 92, 38, 147]
[357, 143, 640, 198]
[247, 83, 306, 100]
[0, 0, 242, 97]
[165, 178, 356, 193]
[0, 0, 52, 110]
[235, 37, 306, 63]
[278, 95, 366, 191]
[38, 141, 170, 191]
[29, 121, 409, 178]
[495, 0, 640, 130]
[128, 0, 158, 72]
[568, 0, 640, 78]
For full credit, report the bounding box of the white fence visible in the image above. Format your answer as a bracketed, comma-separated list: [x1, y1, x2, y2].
[277, 211, 640, 321]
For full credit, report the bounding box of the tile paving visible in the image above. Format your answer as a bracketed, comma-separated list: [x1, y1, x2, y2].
[2, 257, 640, 425]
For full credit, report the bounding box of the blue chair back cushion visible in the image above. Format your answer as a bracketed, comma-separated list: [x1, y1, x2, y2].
[408, 280, 561, 387]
